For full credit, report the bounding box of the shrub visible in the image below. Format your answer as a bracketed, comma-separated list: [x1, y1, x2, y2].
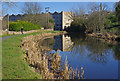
[9, 20, 41, 31]
[69, 18, 86, 33]
[105, 14, 118, 28]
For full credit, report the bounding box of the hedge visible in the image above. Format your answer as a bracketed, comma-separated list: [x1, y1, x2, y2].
[9, 20, 41, 31]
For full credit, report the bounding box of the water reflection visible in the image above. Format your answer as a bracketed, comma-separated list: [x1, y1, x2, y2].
[38, 37, 55, 48]
[112, 44, 120, 60]
[69, 33, 120, 61]
[53, 34, 74, 51]
[40, 33, 119, 79]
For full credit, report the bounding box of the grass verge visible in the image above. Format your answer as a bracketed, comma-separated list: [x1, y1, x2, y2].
[2, 30, 61, 79]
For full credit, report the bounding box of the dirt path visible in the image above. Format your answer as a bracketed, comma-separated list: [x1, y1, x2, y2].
[1, 29, 53, 42]
[0, 34, 22, 42]
[3, 29, 53, 35]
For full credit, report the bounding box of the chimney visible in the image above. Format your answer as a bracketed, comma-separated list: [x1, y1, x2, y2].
[100, 3, 103, 12]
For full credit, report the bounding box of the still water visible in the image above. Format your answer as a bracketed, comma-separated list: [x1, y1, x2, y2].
[39, 33, 119, 79]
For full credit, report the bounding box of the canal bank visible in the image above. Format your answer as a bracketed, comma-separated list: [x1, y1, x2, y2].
[21, 31, 83, 79]
[2, 30, 64, 79]
[88, 32, 120, 44]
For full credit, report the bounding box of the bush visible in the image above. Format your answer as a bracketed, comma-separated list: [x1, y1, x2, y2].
[9, 20, 41, 31]
[105, 14, 118, 28]
[69, 18, 86, 33]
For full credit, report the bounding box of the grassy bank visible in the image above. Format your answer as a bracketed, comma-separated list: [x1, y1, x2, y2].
[2, 30, 61, 79]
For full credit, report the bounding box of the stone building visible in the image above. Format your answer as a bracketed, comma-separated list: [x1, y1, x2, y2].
[52, 12, 62, 30]
[7, 11, 73, 31]
[52, 11, 73, 31]
[9, 14, 26, 22]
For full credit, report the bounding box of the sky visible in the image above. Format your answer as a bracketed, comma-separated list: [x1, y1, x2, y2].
[1, 0, 120, 2]
[2, 2, 116, 16]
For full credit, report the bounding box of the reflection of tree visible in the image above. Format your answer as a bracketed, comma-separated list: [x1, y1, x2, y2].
[112, 44, 120, 60]
[85, 37, 111, 64]
[69, 33, 113, 64]
[71, 45, 86, 56]
[68, 33, 86, 44]
[38, 33, 120, 63]
[87, 52, 109, 64]
[69, 33, 120, 61]
[69, 33, 87, 55]
[38, 37, 55, 48]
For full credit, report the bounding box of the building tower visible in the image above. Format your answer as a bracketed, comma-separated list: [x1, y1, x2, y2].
[100, 3, 103, 12]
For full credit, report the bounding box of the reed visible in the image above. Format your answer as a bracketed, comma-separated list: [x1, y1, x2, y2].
[22, 33, 84, 79]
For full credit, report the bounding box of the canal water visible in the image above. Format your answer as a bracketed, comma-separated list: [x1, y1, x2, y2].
[39, 33, 119, 79]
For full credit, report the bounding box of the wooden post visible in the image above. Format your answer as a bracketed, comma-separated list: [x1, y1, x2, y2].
[7, 14, 9, 35]
[8, 14, 9, 30]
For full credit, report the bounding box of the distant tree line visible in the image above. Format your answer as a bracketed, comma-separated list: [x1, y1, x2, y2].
[68, 2, 120, 35]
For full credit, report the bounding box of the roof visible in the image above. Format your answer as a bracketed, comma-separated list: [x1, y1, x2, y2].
[52, 11, 59, 15]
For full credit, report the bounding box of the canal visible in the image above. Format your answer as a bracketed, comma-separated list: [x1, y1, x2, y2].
[38, 33, 120, 79]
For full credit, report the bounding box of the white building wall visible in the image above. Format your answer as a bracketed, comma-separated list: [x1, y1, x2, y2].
[62, 11, 73, 30]
[53, 11, 73, 31]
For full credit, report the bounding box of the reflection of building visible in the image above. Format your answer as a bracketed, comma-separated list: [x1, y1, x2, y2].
[53, 35, 74, 51]
[52, 11, 73, 31]
[62, 35, 74, 51]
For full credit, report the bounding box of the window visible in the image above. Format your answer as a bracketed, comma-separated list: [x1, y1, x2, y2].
[66, 23, 69, 25]
[53, 16, 55, 18]
[60, 24, 62, 26]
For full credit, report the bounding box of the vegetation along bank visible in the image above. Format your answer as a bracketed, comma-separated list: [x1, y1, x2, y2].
[2, 30, 63, 79]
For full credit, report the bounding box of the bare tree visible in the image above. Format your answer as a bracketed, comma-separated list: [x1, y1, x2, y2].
[2, 2, 17, 16]
[87, 3, 99, 14]
[86, 3, 110, 33]
[69, 4, 87, 32]
[22, 2, 42, 15]
[2, 2, 17, 30]
[70, 4, 86, 19]
[102, 3, 109, 11]
[88, 2, 111, 13]
[21, 2, 54, 28]
[114, 1, 120, 9]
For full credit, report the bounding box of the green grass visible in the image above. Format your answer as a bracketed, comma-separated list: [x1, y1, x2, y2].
[2, 30, 61, 79]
